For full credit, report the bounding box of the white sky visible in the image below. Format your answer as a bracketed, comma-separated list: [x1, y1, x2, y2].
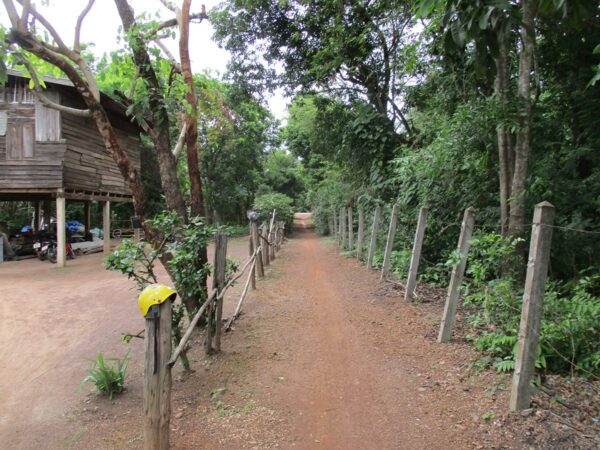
[0, 0, 289, 121]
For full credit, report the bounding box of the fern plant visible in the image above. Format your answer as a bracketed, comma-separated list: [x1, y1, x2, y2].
[82, 351, 130, 400]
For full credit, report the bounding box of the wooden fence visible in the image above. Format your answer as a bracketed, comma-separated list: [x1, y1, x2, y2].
[331, 200, 556, 412]
[143, 210, 285, 449]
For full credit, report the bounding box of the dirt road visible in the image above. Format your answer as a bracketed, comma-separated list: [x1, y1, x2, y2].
[2, 217, 537, 449]
[0, 238, 250, 450]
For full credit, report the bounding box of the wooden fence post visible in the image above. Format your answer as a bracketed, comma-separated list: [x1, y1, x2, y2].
[438, 207, 475, 342]
[405, 207, 428, 301]
[144, 298, 172, 450]
[261, 224, 270, 266]
[248, 225, 256, 289]
[331, 208, 340, 241]
[510, 201, 555, 411]
[356, 207, 365, 260]
[380, 204, 399, 280]
[347, 207, 354, 251]
[251, 221, 264, 278]
[367, 205, 381, 269]
[269, 211, 276, 261]
[213, 231, 228, 352]
[340, 207, 347, 250]
[329, 216, 334, 238]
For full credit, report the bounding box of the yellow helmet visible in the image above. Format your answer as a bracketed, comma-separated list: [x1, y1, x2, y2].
[138, 284, 177, 317]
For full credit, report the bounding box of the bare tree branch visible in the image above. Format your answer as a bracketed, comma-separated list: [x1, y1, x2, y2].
[153, 38, 182, 73]
[18, 0, 30, 31]
[159, 0, 177, 12]
[74, 0, 96, 53]
[172, 121, 187, 158]
[2, 0, 20, 26]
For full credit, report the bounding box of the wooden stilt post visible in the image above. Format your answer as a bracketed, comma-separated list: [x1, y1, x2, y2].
[213, 231, 228, 352]
[56, 195, 66, 268]
[510, 202, 555, 411]
[84, 201, 91, 237]
[102, 200, 111, 256]
[367, 205, 381, 269]
[380, 204, 399, 280]
[356, 207, 365, 261]
[143, 298, 172, 450]
[251, 221, 264, 278]
[405, 207, 428, 301]
[33, 201, 41, 232]
[438, 207, 475, 342]
[347, 207, 353, 251]
[43, 199, 50, 230]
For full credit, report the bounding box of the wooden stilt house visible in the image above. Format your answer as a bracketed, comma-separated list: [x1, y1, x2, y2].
[0, 70, 142, 267]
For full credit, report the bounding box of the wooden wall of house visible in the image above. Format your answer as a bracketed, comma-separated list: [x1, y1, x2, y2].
[0, 84, 65, 190]
[61, 114, 141, 195]
[0, 78, 142, 195]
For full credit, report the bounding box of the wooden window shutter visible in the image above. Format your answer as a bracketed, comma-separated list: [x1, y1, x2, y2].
[6, 122, 22, 160]
[23, 123, 34, 157]
[35, 91, 61, 141]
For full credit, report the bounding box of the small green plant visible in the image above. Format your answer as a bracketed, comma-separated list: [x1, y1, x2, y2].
[82, 352, 130, 400]
[482, 411, 494, 421]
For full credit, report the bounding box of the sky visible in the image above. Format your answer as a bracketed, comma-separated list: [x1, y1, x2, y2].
[0, 0, 289, 121]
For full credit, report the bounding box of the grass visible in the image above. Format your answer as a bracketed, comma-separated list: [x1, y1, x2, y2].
[82, 351, 129, 400]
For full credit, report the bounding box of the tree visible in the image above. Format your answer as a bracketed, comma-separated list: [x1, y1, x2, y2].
[2, 0, 210, 313]
[212, 0, 417, 134]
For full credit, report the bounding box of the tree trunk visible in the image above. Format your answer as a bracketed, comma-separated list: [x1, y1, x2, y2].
[114, 0, 187, 221]
[495, 27, 513, 237]
[508, 0, 537, 251]
[179, 0, 208, 311]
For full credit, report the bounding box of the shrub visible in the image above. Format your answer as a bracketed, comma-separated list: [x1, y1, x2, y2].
[254, 192, 295, 227]
[82, 352, 129, 399]
[462, 231, 600, 377]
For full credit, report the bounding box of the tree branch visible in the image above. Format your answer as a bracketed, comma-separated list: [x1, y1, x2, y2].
[172, 121, 187, 158]
[153, 38, 181, 73]
[74, 0, 96, 53]
[17, 55, 92, 117]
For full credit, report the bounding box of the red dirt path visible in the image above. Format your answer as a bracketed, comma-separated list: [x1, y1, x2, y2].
[2, 215, 591, 449]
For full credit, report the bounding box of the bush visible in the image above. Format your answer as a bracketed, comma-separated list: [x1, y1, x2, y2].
[463, 231, 600, 377]
[82, 352, 129, 399]
[254, 192, 295, 227]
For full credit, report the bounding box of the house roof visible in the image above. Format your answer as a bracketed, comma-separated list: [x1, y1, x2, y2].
[6, 69, 140, 128]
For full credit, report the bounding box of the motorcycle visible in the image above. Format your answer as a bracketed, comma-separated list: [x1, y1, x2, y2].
[33, 238, 50, 261]
[46, 238, 76, 263]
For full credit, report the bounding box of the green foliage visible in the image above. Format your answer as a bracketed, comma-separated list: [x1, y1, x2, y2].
[82, 352, 129, 400]
[253, 193, 295, 228]
[146, 212, 213, 302]
[463, 232, 600, 377]
[104, 239, 160, 290]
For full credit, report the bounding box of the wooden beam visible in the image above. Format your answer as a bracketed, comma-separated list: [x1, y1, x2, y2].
[56, 195, 66, 268]
[102, 200, 111, 256]
[84, 201, 91, 235]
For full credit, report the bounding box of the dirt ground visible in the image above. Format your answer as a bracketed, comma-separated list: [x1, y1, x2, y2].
[0, 237, 251, 449]
[1, 215, 598, 449]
